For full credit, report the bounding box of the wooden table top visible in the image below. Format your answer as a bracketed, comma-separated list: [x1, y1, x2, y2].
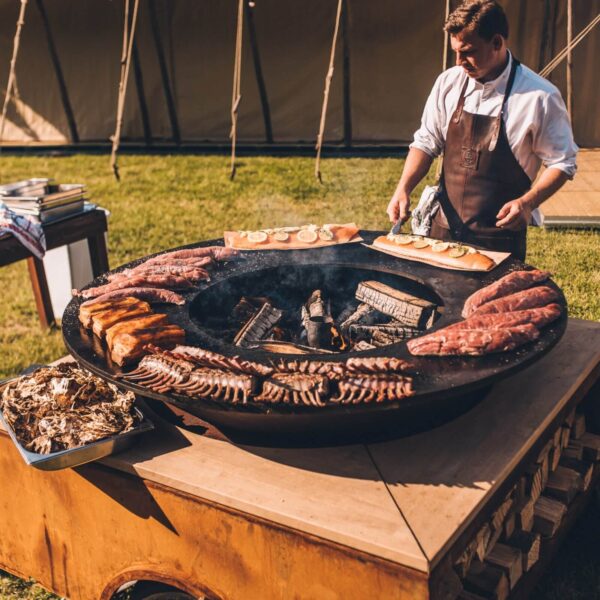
[2, 318, 599, 574]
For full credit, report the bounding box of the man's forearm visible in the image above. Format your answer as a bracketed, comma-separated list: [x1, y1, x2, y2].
[520, 168, 570, 211]
[395, 148, 435, 195]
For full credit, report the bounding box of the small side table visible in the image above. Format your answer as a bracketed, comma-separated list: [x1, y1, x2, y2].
[0, 209, 109, 328]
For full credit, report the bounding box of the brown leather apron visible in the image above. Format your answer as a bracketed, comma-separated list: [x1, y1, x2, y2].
[430, 58, 531, 261]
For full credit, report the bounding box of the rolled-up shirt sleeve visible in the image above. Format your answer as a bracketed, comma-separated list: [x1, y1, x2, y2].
[410, 74, 446, 158]
[532, 90, 578, 179]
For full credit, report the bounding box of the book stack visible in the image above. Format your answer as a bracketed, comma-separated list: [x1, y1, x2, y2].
[0, 178, 87, 224]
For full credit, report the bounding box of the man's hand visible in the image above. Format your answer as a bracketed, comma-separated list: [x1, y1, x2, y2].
[496, 198, 532, 230]
[386, 191, 411, 224]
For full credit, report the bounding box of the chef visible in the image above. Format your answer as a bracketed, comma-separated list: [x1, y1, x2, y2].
[386, 0, 578, 260]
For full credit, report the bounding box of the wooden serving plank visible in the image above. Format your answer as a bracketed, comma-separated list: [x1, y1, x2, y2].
[365, 318, 600, 568]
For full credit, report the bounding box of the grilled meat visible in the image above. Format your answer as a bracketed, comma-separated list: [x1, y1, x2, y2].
[105, 313, 169, 346]
[463, 269, 551, 317]
[79, 296, 149, 328]
[472, 286, 561, 316]
[110, 324, 185, 366]
[79, 273, 196, 299]
[80, 287, 186, 306]
[449, 303, 563, 331]
[407, 324, 540, 356]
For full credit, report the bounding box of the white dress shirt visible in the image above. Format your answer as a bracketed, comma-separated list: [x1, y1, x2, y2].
[410, 52, 578, 181]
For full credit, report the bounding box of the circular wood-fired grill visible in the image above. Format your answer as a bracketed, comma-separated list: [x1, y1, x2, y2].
[62, 231, 567, 440]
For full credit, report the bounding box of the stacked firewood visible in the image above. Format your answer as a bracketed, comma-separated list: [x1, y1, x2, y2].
[455, 408, 600, 600]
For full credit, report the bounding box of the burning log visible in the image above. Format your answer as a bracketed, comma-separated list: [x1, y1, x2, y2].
[485, 543, 523, 589]
[231, 296, 272, 324]
[234, 302, 283, 347]
[508, 531, 540, 572]
[338, 302, 378, 332]
[301, 289, 333, 349]
[544, 465, 582, 504]
[464, 560, 509, 600]
[252, 341, 334, 355]
[559, 456, 593, 491]
[354, 340, 376, 351]
[533, 495, 567, 537]
[356, 281, 437, 328]
[348, 323, 421, 346]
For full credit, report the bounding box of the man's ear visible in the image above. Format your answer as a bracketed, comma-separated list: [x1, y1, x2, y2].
[492, 34, 504, 51]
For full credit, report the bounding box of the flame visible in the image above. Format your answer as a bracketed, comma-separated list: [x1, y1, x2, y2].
[330, 325, 348, 351]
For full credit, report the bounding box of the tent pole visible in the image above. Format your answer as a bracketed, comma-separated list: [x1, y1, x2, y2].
[148, 0, 181, 145]
[0, 0, 29, 145]
[132, 38, 152, 146]
[230, 0, 244, 180]
[110, 0, 140, 180]
[434, 0, 451, 183]
[566, 0, 573, 119]
[35, 0, 79, 143]
[341, 0, 352, 148]
[315, 0, 344, 182]
[245, 0, 273, 144]
[539, 12, 600, 77]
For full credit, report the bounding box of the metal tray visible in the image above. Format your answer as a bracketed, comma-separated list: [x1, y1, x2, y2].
[0, 406, 154, 471]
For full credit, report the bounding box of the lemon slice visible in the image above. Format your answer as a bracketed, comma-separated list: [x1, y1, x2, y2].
[467, 247, 477, 254]
[394, 234, 413, 245]
[431, 241, 450, 253]
[273, 231, 289, 241]
[449, 246, 467, 258]
[318, 229, 334, 241]
[238, 231, 248, 238]
[248, 231, 268, 243]
[297, 229, 318, 243]
[413, 239, 430, 249]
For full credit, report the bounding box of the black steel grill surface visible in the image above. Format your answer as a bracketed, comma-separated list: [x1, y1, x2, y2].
[62, 231, 567, 440]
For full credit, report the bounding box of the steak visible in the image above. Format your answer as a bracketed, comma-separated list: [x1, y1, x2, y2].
[407, 324, 540, 356]
[472, 286, 560, 316]
[463, 269, 551, 317]
[448, 303, 563, 331]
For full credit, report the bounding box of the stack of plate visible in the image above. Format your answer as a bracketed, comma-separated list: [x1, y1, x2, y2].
[0, 178, 87, 224]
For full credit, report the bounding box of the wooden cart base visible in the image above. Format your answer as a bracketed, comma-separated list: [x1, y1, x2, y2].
[0, 318, 599, 599]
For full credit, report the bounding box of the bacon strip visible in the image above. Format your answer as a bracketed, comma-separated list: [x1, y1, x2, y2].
[463, 269, 551, 317]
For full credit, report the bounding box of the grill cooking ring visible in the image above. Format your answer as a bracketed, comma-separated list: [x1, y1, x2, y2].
[62, 230, 567, 438]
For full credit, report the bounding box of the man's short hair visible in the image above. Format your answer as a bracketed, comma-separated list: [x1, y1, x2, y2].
[444, 0, 509, 41]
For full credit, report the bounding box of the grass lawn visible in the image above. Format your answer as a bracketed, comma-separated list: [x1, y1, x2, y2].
[0, 154, 598, 598]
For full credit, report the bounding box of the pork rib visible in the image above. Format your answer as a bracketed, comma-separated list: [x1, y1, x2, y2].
[407, 324, 540, 356]
[449, 303, 563, 331]
[79, 288, 185, 306]
[472, 286, 560, 316]
[463, 269, 551, 317]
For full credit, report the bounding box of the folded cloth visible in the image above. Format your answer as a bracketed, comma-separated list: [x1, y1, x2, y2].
[0, 201, 46, 259]
[411, 184, 441, 236]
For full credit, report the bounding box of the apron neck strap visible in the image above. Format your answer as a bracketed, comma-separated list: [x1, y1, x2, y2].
[489, 56, 520, 151]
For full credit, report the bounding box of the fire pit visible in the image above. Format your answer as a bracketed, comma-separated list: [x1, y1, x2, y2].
[62, 231, 567, 441]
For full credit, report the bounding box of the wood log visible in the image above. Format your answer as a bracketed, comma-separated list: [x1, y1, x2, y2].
[524, 464, 544, 504]
[234, 302, 283, 347]
[475, 523, 491, 561]
[455, 539, 478, 579]
[515, 499, 534, 532]
[458, 591, 487, 600]
[348, 323, 421, 344]
[560, 425, 571, 449]
[533, 495, 567, 537]
[503, 511, 516, 540]
[571, 412, 586, 439]
[508, 530, 541, 572]
[491, 495, 514, 532]
[338, 303, 377, 332]
[564, 408, 576, 428]
[355, 280, 437, 328]
[544, 465, 582, 504]
[549, 444, 561, 471]
[553, 426, 562, 449]
[485, 542, 523, 589]
[464, 561, 509, 600]
[581, 432, 600, 461]
[563, 438, 584, 460]
[559, 456, 594, 491]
